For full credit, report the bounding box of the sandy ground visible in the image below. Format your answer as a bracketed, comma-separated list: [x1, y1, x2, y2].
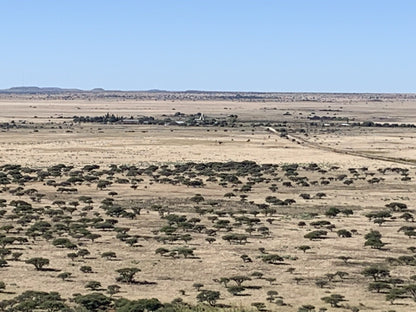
[0, 125, 394, 168]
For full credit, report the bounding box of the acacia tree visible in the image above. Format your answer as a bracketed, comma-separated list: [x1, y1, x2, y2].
[266, 290, 278, 302]
[107, 285, 120, 297]
[85, 281, 102, 291]
[321, 294, 345, 307]
[57, 272, 72, 281]
[362, 266, 390, 281]
[368, 282, 391, 293]
[386, 288, 406, 304]
[304, 230, 327, 240]
[80, 266, 93, 273]
[364, 230, 385, 249]
[227, 286, 245, 296]
[405, 284, 416, 301]
[230, 275, 251, 286]
[116, 267, 140, 284]
[25, 257, 49, 270]
[101, 252, 117, 260]
[74, 293, 112, 312]
[297, 245, 311, 253]
[260, 254, 284, 264]
[190, 194, 205, 203]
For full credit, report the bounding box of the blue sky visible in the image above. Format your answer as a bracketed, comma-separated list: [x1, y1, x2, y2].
[0, 0, 415, 92]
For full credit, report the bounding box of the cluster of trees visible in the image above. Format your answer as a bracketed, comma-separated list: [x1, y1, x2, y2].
[0, 290, 223, 312]
[73, 113, 126, 123]
[72, 112, 238, 127]
[1, 160, 416, 310]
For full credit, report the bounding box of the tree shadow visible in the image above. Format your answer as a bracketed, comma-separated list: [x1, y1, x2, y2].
[133, 280, 157, 285]
[40, 268, 60, 272]
[245, 285, 262, 290]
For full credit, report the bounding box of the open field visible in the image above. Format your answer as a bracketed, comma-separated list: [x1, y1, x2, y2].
[1, 92, 416, 311]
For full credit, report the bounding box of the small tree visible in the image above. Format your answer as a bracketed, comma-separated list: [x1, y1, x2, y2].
[251, 271, 264, 279]
[260, 254, 284, 264]
[364, 235, 385, 249]
[107, 284, 120, 297]
[196, 290, 220, 306]
[337, 229, 352, 238]
[265, 277, 276, 285]
[230, 275, 251, 286]
[298, 245, 311, 253]
[298, 305, 315, 312]
[368, 281, 391, 293]
[362, 266, 390, 281]
[321, 294, 345, 307]
[57, 272, 72, 281]
[304, 230, 327, 240]
[85, 281, 102, 291]
[74, 293, 112, 312]
[386, 287, 406, 304]
[325, 207, 340, 218]
[80, 265, 93, 273]
[241, 254, 252, 263]
[101, 252, 117, 260]
[67, 252, 79, 261]
[12, 252, 23, 261]
[315, 279, 328, 288]
[218, 277, 230, 287]
[77, 249, 90, 259]
[267, 290, 278, 302]
[155, 248, 169, 256]
[251, 302, 266, 311]
[175, 247, 194, 258]
[97, 180, 112, 190]
[205, 237, 216, 244]
[116, 267, 140, 284]
[373, 218, 386, 226]
[126, 237, 138, 247]
[405, 284, 416, 301]
[87, 233, 101, 242]
[0, 249, 11, 260]
[190, 194, 205, 203]
[227, 285, 245, 296]
[286, 267, 296, 274]
[25, 257, 49, 270]
[0, 259, 7, 267]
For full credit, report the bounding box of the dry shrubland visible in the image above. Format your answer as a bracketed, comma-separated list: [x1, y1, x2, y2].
[1, 92, 416, 311]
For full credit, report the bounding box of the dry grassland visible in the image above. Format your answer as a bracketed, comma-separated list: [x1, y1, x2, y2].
[0, 92, 416, 311]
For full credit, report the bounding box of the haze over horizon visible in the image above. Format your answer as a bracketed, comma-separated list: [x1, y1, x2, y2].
[1, 1, 415, 93]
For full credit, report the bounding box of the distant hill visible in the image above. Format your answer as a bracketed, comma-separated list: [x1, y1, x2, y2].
[0, 86, 173, 94]
[0, 87, 413, 98]
[0, 86, 83, 94]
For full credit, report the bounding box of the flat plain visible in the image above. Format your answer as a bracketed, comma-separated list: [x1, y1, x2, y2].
[1, 91, 416, 312]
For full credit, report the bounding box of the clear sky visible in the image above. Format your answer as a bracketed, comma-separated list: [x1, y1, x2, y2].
[1, 0, 415, 92]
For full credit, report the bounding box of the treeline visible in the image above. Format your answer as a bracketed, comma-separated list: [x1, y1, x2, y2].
[73, 113, 238, 127]
[355, 121, 416, 128]
[308, 116, 350, 121]
[308, 119, 416, 128]
[72, 113, 126, 124]
[0, 291, 231, 312]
